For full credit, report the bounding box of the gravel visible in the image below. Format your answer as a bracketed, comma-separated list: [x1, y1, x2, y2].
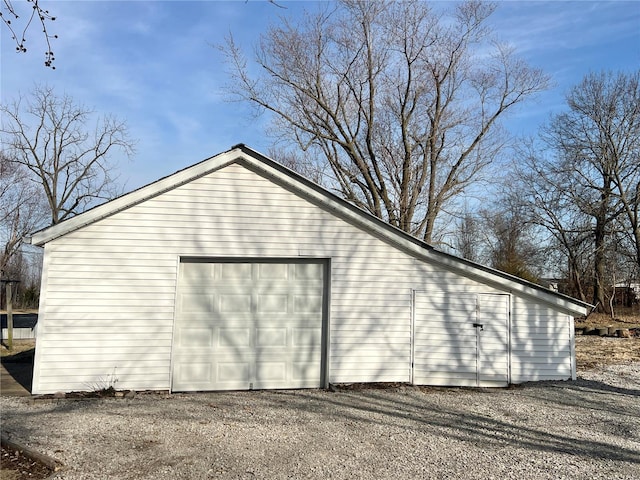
[1, 365, 639, 480]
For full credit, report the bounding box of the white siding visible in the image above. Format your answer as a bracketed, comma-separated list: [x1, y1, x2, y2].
[33, 161, 578, 393]
[510, 297, 574, 382]
[33, 163, 415, 393]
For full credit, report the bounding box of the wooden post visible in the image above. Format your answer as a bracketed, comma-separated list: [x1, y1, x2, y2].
[1, 278, 19, 351]
[6, 281, 13, 350]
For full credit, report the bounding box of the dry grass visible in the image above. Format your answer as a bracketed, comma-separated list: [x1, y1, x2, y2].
[575, 336, 640, 370]
[576, 309, 640, 330]
[0, 339, 35, 358]
[574, 309, 640, 370]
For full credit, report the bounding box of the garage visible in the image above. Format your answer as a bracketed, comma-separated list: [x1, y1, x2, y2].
[29, 145, 589, 394]
[172, 259, 327, 391]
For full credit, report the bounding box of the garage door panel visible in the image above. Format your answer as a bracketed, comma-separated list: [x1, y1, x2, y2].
[258, 263, 289, 280]
[257, 294, 288, 313]
[294, 295, 323, 313]
[293, 361, 321, 381]
[220, 263, 252, 280]
[172, 261, 325, 392]
[292, 327, 321, 346]
[295, 263, 323, 279]
[220, 294, 252, 313]
[180, 263, 214, 281]
[178, 328, 214, 348]
[217, 328, 252, 348]
[180, 294, 213, 313]
[218, 362, 250, 380]
[175, 361, 212, 384]
[256, 328, 287, 347]
[256, 361, 287, 381]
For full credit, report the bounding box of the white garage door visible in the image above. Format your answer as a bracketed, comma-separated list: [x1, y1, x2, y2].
[413, 292, 509, 387]
[172, 260, 325, 392]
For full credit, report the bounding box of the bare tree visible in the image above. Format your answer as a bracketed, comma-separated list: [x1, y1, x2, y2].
[1, 85, 136, 225]
[266, 145, 327, 185]
[0, 152, 46, 276]
[513, 71, 640, 309]
[513, 140, 594, 301]
[542, 71, 640, 310]
[1, 0, 57, 68]
[222, 0, 549, 243]
[601, 72, 640, 270]
[479, 197, 542, 283]
[453, 208, 483, 263]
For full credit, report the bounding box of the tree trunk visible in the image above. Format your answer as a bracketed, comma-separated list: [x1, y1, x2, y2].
[593, 215, 608, 312]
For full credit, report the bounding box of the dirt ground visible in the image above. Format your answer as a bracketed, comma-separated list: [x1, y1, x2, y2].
[0, 446, 52, 480]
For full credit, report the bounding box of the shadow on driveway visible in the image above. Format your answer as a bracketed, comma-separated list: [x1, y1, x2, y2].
[1, 347, 33, 396]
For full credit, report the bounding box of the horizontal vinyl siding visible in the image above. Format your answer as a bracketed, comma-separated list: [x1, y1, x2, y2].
[328, 258, 413, 383]
[510, 296, 572, 383]
[34, 164, 416, 393]
[34, 161, 577, 393]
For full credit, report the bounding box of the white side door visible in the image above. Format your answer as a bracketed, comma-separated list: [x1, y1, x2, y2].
[413, 292, 509, 387]
[476, 294, 509, 387]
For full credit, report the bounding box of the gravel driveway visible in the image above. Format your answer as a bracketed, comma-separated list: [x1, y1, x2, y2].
[1, 364, 639, 480]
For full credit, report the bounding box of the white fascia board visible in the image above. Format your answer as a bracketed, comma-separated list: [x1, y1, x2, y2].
[238, 153, 590, 318]
[29, 149, 243, 246]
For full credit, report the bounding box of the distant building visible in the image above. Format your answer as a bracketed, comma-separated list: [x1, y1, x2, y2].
[540, 278, 561, 292]
[613, 281, 639, 307]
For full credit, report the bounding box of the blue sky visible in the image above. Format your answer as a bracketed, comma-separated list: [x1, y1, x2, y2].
[2, 0, 639, 191]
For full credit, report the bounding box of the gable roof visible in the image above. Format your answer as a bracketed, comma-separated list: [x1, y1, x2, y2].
[29, 144, 590, 316]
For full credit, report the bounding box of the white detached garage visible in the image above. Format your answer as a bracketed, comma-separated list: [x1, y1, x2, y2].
[29, 145, 589, 394]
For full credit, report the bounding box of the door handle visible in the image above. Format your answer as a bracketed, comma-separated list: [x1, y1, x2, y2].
[473, 323, 484, 330]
